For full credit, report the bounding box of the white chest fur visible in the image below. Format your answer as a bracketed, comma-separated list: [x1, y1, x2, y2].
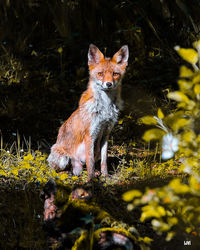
[83, 88, 120, 138]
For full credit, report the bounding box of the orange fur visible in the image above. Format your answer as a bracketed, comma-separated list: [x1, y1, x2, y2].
[48, 44, 129, 181]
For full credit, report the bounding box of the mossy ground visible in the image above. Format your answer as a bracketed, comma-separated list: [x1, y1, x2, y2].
[0, 129, 187, 249]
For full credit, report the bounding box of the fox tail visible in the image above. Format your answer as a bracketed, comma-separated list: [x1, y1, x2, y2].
[47, 144, 70, 170]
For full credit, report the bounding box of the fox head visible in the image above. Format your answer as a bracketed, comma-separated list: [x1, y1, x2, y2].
[88, 44, 129, 91]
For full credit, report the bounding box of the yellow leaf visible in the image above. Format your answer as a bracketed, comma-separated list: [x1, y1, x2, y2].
[20, 162, 32, 169]
[186, 100, 196, 110]
[167, 217, 178, 226]
[72, 176, 78, 181]
[166, 231, 175, 241]
[197, 134, 200, 144]
[186, 227, 192, 233]
[177, 100, 195, 110]
[189, 176, 199, 190]
[157, 206, 166, 216]
[182, 205, 194, 215]
[182, 131, 196, 143]
[31, 50, 38, 56]
[143, 129, 165, 142]
[141, 205, 165, 222]
[126, 166, 134, 172]
[139, 116, 157, 125]
[179, 66, 194, 78]
[36, 176, 48, 184]
[149, 51, 154, 57]
[24, 153, 34, 161]
[171, 118, 190, 132]
[178, 80, 193, 91]
[169, 178, 190, 194]
[141, 209, 159, 222]
[141, 236, 153, 244]
[58, 47, 63, 54]
[192, 73, 200, 84]
[194, 84, 200, 95]
[167, 91, 189, 103]
[60, 173, 69, 181]
[174, 46, 198, 64]
[151, 219, 170, 231]
[193, 40, 200, 50]
[0, 170, 6, 176]
[122, 190, 142, 202]
[129, 142, 136, 147]
[157, 108, 164, 119]
[11, 169, 18, 176]
[165, 111, 185, 129]
[118, 119, 123, 125]
[125, 115, 133, 119]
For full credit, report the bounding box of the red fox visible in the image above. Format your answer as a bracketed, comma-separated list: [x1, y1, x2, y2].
[48, 44, 129, 181]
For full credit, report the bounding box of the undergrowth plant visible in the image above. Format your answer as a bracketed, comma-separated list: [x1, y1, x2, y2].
[0, 135, 89, 185]
[0, 137, 151, 249]
[0, 51, 24, 85]
[123, 41, 200, 242]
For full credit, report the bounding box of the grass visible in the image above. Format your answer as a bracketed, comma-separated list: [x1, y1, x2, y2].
[0, 133, 190, 249]
[0, 131, 184, 188]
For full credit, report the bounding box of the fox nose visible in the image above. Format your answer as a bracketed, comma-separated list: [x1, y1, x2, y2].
[106, 82, 113, 88]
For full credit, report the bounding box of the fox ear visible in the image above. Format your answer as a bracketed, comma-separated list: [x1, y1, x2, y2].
[112, 45, 129, 65]
[88, 44, 104, 65]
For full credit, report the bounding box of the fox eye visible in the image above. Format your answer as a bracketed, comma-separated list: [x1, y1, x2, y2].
[98, 72, 103, 77]
[113, 72, 120, 77]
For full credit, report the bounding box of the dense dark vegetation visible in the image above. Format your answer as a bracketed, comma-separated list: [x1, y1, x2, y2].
[1, 0, 200, 146]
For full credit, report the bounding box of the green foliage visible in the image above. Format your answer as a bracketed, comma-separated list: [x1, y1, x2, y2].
[124, 41, 200, 242]
[0, 55, 24, 85]
[0, 142, 144, 248]
[0, 135, 90, 185]
[143, 128, 165, 142]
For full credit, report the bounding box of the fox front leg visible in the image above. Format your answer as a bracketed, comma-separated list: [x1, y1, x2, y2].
[71, 158, 83, 176]
[100, 133, 110, 176]
[85, 136, 95, 181]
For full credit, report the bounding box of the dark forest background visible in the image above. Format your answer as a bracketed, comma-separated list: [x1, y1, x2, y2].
[0, 0, 200, 148]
